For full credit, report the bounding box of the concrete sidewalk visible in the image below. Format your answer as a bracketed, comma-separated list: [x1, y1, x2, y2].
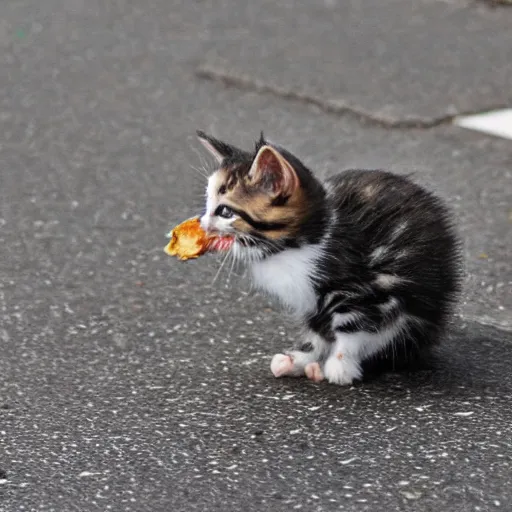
[0, 0, 511, 510]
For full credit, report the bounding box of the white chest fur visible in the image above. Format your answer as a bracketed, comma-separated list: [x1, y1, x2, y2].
[250, 245, 322, 316]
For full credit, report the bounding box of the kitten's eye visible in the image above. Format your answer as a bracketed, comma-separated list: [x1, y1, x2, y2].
[214, 205, 234, 219]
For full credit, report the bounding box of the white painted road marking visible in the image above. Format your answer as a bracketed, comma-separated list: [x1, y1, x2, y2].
[454, 109, 512, 140]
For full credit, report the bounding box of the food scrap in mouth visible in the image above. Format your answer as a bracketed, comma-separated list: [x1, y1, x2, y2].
[164, 217, 234, 261]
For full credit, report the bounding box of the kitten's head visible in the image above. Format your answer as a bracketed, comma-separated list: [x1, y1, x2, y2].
[197, 131, 326, 261]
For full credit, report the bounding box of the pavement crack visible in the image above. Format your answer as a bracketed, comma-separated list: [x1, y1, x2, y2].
[475, 0, 512, 6]
[460, 313, 512, 334]
[196, 64, 509, 131]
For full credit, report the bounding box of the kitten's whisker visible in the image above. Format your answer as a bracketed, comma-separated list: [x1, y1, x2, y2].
[199, 162, 211, 178]
[212, 249, 231, 285]
[226, 250, 237, 284]
[190, 145, 215, 179]
[190, 164, 208, 179]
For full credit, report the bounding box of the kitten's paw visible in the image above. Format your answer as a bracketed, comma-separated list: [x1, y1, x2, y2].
[305, 362, 324, 383]
[323, 355, 362, 386]
[270, 354, 295, 378]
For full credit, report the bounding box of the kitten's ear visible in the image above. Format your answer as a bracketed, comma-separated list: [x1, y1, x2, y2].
[196, 131, 239, 164]
[249, 145, 300, 197]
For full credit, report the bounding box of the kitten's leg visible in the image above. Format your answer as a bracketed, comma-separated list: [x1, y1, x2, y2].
[323, 317, 407, 385]
[271, 332, 328, 380]
[304, 361, 324, 383]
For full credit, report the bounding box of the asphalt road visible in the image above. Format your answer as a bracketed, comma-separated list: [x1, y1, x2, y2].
[1, 0, 511, 511]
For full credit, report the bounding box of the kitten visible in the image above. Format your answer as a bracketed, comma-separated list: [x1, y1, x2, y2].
[196, 131, 462, 385]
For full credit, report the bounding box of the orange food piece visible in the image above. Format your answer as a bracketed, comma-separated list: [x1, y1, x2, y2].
[164, 217, 233, 261]
[164, 217, 211, 260]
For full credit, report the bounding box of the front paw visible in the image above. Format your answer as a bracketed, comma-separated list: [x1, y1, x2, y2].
[270, 353, 295, 378]
[305, 362, 324, 383]
[323, 356, 362, 386]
